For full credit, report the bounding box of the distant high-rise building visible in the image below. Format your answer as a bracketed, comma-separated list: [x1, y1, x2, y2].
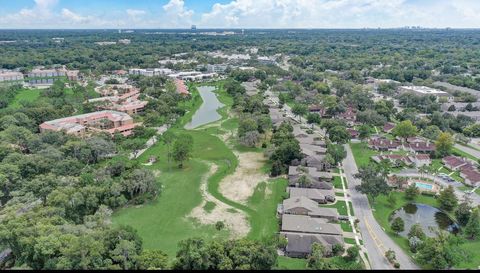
[242, 29, 245, 35]
[191, 25, 197, 31]
[118, 29, 122, 34]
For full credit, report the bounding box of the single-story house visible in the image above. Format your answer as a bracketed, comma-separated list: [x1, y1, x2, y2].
[300, 155, 330, 172]
[459, 165, 480, 186]
[371, 153, 431, 167]
[442, 155, 470, 171]
[383, 122, 395, 133]
[368, 137, 402, 151]
[287, 187, 335, 204]
[289, 166, 333, 182]
[406, 142, 436, 154]
[281, 214, 343, 236]
[279, 196, 339, 220]
[280, 232, 344, 258]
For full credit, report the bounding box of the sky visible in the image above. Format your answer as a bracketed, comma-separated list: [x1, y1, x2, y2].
[0, 0, 480, 29]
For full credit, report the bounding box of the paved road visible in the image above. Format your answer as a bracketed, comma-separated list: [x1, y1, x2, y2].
[129, 125, 169, 160]
[455, 143, 480, 159]
[343, 144, 419, 269]
[265, 89, 327, 135]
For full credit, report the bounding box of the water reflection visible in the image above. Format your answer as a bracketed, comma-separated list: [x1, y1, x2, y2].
[389, 203, 459, 237]
[185, 86, 224, 129]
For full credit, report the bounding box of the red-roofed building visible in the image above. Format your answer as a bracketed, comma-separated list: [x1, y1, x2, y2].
[442, 156, 469, 171]
[383, 122, 395, 133]
[406, 142, 436, 154]
[347, 128, 359, 139]
[174, 79, 190, 96]
[39, 110, 140, 137]
[368, 137, 402, 151]
[339, 106, 357, 126]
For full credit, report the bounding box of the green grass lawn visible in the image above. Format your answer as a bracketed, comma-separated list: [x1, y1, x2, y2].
[349, 142, 377, 168]
[247, 178, 289, 240]
[112, 82, 287, 259]
[112, 130, 235, 257]
[344, 237, 356, 245]
[333, 176, 343, 189]
[452, 146, 477, 162]
[275, 256, 308, 270]
[320, 200, 354, 216]
[431, 159, 465, 183]
[7, 88, 42, 108]
[340, 221, 353, 232]
[458, 240, 480, 269]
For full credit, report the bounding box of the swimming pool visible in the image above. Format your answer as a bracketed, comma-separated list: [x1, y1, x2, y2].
[415, 182, 433, 190]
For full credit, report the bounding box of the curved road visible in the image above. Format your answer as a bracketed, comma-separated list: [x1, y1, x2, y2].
[343, 144, 419, 269]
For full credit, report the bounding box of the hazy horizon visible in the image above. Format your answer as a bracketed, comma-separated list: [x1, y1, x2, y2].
[1, 0, 480, 29]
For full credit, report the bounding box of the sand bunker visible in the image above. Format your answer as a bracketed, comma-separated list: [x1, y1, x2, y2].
[188, 163, 250, 238]
[219, 152, 269, 204]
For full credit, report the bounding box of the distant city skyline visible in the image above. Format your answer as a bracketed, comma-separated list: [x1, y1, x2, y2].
[1, 0, 480, 29]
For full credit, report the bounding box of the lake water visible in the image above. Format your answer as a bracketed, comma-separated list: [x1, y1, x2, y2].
[184, 85, 224, 129]
[389, 203, 459, 237]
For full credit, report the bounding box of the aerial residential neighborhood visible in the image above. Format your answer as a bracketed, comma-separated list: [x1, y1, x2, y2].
[1, 0, 480, 271]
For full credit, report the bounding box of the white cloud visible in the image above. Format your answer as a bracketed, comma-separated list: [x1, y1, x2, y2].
[163, 0, 194, 27]
[126, 9, 146, 17]
[199, 0, 480, 28]
[61, 8, 91, 24]
[1, 0, 480, 29]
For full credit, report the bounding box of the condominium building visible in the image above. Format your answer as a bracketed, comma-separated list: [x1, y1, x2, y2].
[39, 110, 139, 137]
[88, 88, 148, 115]
[207, 64, 229, 74]
[0, 71, 24, 83]
[128, 68, 173, 77]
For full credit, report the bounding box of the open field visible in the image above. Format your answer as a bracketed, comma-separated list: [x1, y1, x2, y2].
[7, 88, 41, 108]
[349, 142, 376, 168]
[113, 82, 289, 259]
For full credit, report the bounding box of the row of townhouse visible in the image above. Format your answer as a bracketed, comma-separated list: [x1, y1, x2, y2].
[266, 104, 344, 258]
[443, 156, 480, 186]
[368, 136, 436, 154]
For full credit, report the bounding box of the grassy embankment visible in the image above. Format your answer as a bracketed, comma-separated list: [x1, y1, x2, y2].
[113, 83, 289, 259]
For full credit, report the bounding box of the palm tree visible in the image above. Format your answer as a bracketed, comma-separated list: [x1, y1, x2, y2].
[379, 159, 393, 178]
[418, 165, 429, 178]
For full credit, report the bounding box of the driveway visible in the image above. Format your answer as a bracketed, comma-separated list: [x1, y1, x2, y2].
[343, 144, 419, 269]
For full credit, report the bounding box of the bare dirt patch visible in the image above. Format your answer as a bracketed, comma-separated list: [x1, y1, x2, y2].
[188, 163, 250, 238]
[219, 152, 269, 204]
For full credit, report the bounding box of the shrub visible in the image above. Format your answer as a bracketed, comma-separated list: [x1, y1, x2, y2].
[215, 221, 225, 231]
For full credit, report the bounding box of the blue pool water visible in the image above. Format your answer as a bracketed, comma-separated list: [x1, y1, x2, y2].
[415, 182, 433, 190]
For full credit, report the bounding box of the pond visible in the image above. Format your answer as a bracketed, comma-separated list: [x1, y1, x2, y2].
[389, 203, 459, 237]
[184, 85, 224, 129]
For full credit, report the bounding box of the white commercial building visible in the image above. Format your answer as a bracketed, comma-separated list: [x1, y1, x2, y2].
[398, 85, 453, 101]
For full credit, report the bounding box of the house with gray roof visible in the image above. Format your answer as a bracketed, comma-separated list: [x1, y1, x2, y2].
[279, 196, 339, 221]
[280, 232, 344, 258]
[287, 187, 335, 204]
[281, 214, 342, 235]
[289, 166, 333, 182]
